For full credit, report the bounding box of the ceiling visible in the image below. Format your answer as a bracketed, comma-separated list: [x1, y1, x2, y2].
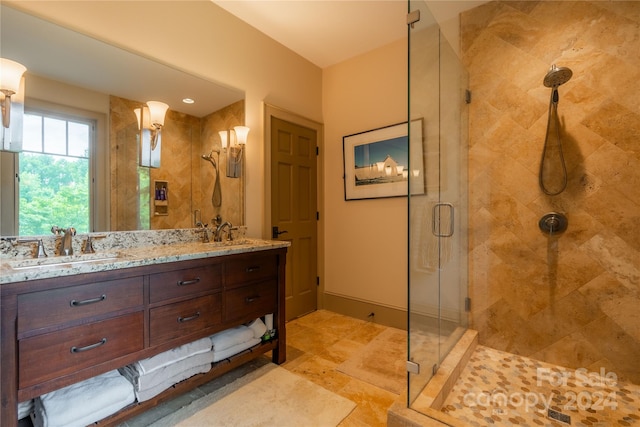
[214, 0, 407, 68]
[213, 1, 487, 69]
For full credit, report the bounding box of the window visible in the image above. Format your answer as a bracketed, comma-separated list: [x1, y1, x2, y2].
[18, 110, 95, 235]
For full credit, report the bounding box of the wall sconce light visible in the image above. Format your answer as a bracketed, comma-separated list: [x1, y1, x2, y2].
[146, 101, 169, 148]
[1, 58, 27, 152]
[219, 125, 249, 178]
[135, 101, 168, 168]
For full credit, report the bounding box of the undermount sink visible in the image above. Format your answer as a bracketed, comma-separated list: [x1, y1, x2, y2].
[6, 253, 121, 270]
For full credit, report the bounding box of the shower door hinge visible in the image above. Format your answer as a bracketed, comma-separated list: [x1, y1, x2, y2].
[465, 297, 471, 312]
[465, 89, 472, 104]
[407, 10, 420, 28]
[406, 360, 420, 374]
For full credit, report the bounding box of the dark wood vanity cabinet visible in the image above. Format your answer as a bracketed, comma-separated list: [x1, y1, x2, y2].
[0, 247, 287, 426]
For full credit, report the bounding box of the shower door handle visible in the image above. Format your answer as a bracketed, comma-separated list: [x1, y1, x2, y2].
[432, 203, 454, 238]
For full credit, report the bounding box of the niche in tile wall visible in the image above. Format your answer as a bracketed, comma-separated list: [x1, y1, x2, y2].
[153, 180, 168, 216]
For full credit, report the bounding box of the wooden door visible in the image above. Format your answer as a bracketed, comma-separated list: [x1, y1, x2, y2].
[270, 117, 317, 320]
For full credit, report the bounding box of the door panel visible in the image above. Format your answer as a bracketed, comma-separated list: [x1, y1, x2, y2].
[271, 117, 318, 320]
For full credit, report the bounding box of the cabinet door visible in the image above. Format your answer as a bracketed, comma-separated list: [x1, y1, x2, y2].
[149, 294, 222, 346]
[19, 312, 143, 389]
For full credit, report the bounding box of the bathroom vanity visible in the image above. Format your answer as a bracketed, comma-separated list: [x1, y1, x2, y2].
[0, 237, 288, 426]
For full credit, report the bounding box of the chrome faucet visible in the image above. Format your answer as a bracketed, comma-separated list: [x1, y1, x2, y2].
[52, 226, 76, 256]
[213, 221, 233, 242]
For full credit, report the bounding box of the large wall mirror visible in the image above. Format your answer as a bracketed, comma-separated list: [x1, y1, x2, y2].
[0, 5, 245, 236]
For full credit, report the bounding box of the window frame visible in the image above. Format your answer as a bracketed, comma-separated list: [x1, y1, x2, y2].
[0, 99, 108, 236]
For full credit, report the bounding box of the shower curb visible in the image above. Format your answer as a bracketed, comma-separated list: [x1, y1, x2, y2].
[388, 329, 478, 427]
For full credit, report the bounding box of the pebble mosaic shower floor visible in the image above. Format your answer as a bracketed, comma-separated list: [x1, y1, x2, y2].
[441, 346, 640, 426]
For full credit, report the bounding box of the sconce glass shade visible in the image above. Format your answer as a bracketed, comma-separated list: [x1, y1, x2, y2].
[233, 126, 249, 145]
[134, 107, 152, 130]
[146, 101, 169, 128]
[135, 106, 161, 168]
[219, 130, 228, 150]
[1, 58, 27, 131]
[0, 75, 24, 151]
[0, 58, 27, 95]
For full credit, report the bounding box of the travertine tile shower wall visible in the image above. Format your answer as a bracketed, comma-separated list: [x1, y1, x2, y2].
[461, 1, 639, 383]
[110, 98, 244, 231]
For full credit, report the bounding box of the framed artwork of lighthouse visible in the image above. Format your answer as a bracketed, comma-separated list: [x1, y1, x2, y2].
[343, 119, 424, 200]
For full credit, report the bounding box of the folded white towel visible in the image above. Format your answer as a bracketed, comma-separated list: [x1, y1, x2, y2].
[31, 370, 135, 427]
[18, 400, 33, 420]
[135, 363, 212, 402]
[120, 351, 214, 392]
[210, 326, 254, 352]
[212, 337, 261, 362]
[135, 337, 211, 375]
[246, 317, 267, 339]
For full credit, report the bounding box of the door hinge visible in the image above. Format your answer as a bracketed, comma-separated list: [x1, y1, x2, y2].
[316, 211, 319, 220]
[407, 10, 420, 28]
[465, 89, 472, 104]
[406, 360, 420, 374]
[316, 146, 319, 156]
[316, 276, 320, 286]
[465, 297, 471, 312]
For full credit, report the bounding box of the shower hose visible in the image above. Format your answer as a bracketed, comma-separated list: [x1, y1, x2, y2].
[539, 88, 568, 196]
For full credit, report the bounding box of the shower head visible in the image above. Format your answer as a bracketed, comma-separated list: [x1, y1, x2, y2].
[201, 150, 220, 167]
[543, 64, 572, 88]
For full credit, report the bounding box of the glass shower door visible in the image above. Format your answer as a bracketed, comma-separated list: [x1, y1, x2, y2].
[407, 0, 469, 411]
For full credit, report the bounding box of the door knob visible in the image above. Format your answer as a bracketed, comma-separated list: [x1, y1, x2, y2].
[272, 226, 288, 239]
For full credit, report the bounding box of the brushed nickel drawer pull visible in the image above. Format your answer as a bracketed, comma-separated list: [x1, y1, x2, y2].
[177, 277, 201, 286]
[178, 312, 201, 323]
[70, 294, 106, 307]
[71, 338, 107, 353]
[245, 295, 260, 303]
[246, 266, 261, 273]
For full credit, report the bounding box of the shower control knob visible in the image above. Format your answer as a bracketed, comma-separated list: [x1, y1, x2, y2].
[539, 212, 568, 235]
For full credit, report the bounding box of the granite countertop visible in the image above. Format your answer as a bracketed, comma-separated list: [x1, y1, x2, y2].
[0, 238, 290, 285]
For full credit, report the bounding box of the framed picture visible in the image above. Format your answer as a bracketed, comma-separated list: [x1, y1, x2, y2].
[343, 119, 424, 200]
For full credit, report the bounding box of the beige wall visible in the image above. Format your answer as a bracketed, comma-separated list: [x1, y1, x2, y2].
[463, 1, 640, 383]
[323, 38, 408, 311]
[9, 0, 323, 239]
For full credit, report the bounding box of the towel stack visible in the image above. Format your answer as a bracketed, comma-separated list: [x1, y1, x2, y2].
[119, 337, 213, 402]
[210, 318, 266, 362]
[30, 370, 135, 427]
[18, 400, 33, 420]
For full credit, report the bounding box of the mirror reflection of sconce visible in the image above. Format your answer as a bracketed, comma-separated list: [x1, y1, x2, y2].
[135, 101, 169, 168]
[1, 58, 27, 152]
[218, 125, 249, 178]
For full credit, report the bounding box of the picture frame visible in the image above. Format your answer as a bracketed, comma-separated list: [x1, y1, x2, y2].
[343, 119, 424, 200]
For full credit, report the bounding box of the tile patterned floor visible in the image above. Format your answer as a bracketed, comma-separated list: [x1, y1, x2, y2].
[441, 345, 640, 427]
[282, 309, 405, 426]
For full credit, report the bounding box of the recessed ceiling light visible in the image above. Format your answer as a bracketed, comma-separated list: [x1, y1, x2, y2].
[182, 98, 195, 104]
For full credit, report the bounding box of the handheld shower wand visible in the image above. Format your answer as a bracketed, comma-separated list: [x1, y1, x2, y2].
[539, 64, 572, 196]
[202, 150, 222, 207]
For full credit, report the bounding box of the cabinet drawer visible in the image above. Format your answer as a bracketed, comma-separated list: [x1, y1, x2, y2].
[150, 264, 222, 303]
[18, 312, 143, 389]
[18, 277, 143, 335]
[225, 254, 278, 289]
[149, 294, 221, 346]
[224, 280, 277, 323]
